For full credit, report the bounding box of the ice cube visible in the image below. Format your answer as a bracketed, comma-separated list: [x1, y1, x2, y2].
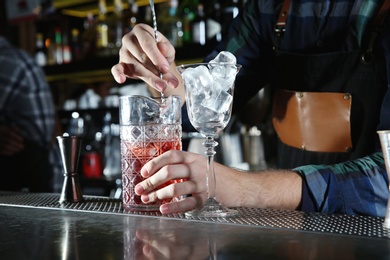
[140, 96, 160, 123]
[210, 51, 237, 65]
[208, 63, 236, 91]
[208, 51, 237, 91]
[182, 65, 213, 89]
[191, 105, 224, 125]
[120, 96, 160, 125]
[182, 68, 200, 95]
[187, 90, 206, 109]
[193, 65, 213, 88]
[160, 96, 181, 124]
[201, 84, 233, 113]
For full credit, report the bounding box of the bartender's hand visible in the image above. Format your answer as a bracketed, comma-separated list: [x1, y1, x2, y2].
[111, 24, 180, 93]
[135, 150, 303, 215]
[0, 125, 25, 156]
[135, 150, 208, 214]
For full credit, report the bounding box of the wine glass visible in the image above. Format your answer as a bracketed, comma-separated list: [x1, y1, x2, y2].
[177, 62, 241, 217]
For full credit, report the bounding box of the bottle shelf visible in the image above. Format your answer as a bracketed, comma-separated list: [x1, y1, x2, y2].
[43, 41, 216, 83]
[55, 0, 169, 18]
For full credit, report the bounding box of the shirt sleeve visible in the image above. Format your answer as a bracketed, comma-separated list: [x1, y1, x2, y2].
[294, 152, 389, 217]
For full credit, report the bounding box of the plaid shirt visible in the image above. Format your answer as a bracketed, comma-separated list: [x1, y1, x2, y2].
[200, 0, 390, 217]
[0, 37, 64, 191]
[0, 37, 55, 147]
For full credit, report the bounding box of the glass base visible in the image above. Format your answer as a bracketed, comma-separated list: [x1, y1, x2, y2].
[185, 197, 238, 218]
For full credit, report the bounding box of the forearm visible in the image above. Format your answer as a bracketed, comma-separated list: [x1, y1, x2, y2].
[215, 163, 302, 210]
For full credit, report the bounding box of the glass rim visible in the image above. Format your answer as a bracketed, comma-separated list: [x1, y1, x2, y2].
[176, 62, 242, 69]
[118, 94, 181, 100]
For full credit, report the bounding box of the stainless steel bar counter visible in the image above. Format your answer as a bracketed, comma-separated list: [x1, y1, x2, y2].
[0, 192, 389, 259]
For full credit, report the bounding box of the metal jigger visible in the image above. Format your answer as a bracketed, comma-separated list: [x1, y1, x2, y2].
[378, 130, 390, 228]
[57, 136, 83, 203]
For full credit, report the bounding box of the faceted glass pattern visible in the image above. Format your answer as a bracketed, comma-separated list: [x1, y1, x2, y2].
[120, 124, 182, 211]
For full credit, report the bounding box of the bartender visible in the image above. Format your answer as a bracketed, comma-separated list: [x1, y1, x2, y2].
[111, 0, 390, 217]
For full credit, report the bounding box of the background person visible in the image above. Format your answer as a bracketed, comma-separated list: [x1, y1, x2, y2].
[0, 35, 62, 192]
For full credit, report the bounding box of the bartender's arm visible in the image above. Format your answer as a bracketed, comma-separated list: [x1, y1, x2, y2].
[135, 150, 302, 214]
[294, 152, 388, 217]
[135, 151, 388, 217]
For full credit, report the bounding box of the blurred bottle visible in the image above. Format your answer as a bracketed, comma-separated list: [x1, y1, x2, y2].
[207, 0, 223, 42]
[45, 36, 56, 65]
[221, 0, 241, 38]
[78, 112, 102, 179]
[158, 0, 183, 47]
[191, 3, 207, 45]
[112, 0, 124, 53]
[66, 112, 85, 137]
[62, 32, 72, 64]
[123, 0, 139, 34]
[34, 33, 46, 66]
[54, 28, 63, 64]
[82, 13, 97, 58]
[78, 89, 101, 110]
[144, 5, 152, 25]
[96, 0, 110, 57]
[71, 28, 82, 61]
[82, 136, 103, 179]
[179, 0, 198, 44]
[102, 112, 121, 179]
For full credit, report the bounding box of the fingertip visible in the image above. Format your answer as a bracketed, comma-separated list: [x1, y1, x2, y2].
[141, 194, 150, 203]
[111, 66, 126, 83]
[161, 64, 170, 73]
[159, 204, 170, 214]
[140, 166, 150, 177]
[143, 244, 152, 256]
[167, 77, 179, 88]
[155, 81, 167, 92]
[134, 184, 144, 195]
[116, 74, 127, 84]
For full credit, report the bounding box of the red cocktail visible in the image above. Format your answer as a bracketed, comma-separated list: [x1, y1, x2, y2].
[121, 124, 181, 210]
[119, 95, 182, 211]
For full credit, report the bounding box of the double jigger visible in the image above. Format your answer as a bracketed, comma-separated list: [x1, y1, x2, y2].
[57, 136, 83, 203]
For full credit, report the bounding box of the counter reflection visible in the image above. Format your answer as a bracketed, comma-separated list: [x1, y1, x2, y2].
[1, 206, 389, 259]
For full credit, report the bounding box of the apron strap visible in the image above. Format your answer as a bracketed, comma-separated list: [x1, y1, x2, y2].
[275, 0, 290, 35]
[274, 0, 290, 49]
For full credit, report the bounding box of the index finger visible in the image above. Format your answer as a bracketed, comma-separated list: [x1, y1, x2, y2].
[125, 24, 172, 73]
[111, 63, 129, 84]
[141, 150, 195, 178]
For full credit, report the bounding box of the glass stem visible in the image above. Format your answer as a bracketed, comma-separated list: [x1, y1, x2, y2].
[203, 135, 217, 199]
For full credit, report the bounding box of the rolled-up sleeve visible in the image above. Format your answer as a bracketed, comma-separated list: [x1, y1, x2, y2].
[294, 152, 389, 217]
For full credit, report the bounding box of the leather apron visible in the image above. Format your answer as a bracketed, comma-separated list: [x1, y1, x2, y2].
[271, 0, 388, 169]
